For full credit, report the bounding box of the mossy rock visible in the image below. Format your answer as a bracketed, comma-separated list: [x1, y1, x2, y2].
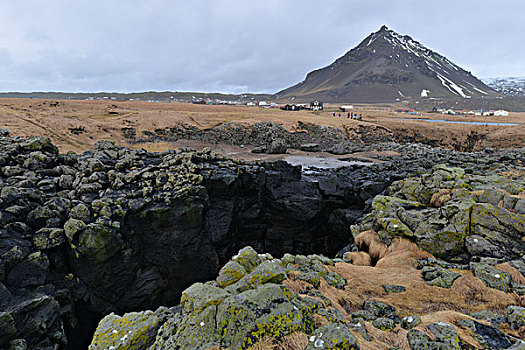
[349, 318, 369, 341]
[216, 261, 246, 288]
[216, 284, 313, 349]
[363, 301, 396, 319]
[382, 284, 406, 294]
[33, 228, 66, 250]
[401, 315, 421, 330]
[225, 260, 287, 293]
[76, 223, 124, 263]
[232, 246, 263, 273]
[421, 266, 461, 289]
[307, 254, 335, 266]
[316, 307, 346, 324]
[407, 322, 461, 350]
[371, 195, 423, 213]
[181, 283, 230, 313]
[70, 203, 91, 222]
[471, 263, 512, 292]
[322, 271, 347, 290]
[305, 323, 359, 349]
[160, 304, 220, 349]
[244, 260, 287, 287]
[64, 218, 87, 242]
[89, 311, 161, 350]
[372, 317, 395, 332]
[377, 217, 414, 238]
[507, 306, 525, 330]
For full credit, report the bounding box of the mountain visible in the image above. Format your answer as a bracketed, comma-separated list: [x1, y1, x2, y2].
[276, 25, 497, 102]
[483, 77, 525, 96]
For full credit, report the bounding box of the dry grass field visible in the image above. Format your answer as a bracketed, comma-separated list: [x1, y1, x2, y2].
[1, 98, 524, 155]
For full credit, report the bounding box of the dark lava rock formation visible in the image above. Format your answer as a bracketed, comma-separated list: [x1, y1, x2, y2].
[89, 165, 525, 350]
[1, 132, 524, 349]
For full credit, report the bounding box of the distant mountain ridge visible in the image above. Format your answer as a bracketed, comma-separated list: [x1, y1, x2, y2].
[483, 77, 525, 96]
[276, 25, 497, 102]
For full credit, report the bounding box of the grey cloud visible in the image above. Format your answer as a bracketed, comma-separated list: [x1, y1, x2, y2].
[0, 0, 523, 92]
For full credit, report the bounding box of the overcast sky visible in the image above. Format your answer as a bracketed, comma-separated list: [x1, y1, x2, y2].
[0, 0, 523, 93]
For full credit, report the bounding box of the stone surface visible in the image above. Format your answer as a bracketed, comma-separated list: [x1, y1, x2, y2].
[471, 263, 512, 292]
[407, 322, 461, 350]
[306, 323, 360, 350]
[401, 315, 421, 330]
[1, 134, 525, 349]
[382, 284, 406, 293]
[421, 266, 461, 288]
[507, 306, 525, 330]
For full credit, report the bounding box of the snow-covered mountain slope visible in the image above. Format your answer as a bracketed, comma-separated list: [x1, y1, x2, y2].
[483, 77, 525, 96]
[276, 25, 497, 102]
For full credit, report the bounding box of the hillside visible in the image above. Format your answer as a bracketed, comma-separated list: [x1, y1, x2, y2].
[276, 25, 498, 103]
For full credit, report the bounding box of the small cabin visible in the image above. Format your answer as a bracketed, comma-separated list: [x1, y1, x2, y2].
[310, 100, 323, 111]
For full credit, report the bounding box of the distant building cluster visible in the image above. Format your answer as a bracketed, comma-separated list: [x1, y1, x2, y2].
[280, 100, 324, 111]
[430, 107, 509, 116]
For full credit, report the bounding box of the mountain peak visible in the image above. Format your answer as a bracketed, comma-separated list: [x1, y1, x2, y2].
[276, 27, 497, 102]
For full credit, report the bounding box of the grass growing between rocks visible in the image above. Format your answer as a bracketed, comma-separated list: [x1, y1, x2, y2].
[278, 232, 525, 349]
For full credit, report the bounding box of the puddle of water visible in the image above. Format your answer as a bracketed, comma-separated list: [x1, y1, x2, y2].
[284, 156, 371, 171]
[395, 117, 518, 126]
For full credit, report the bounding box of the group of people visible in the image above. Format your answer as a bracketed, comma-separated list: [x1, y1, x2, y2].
[332, 111, 362, 120]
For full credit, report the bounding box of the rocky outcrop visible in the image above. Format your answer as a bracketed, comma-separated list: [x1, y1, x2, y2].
[90, 245, 525, 350]
[0, 135, 434, 348]
[351, 164, 525, 265]
[2, 133, 525, 349]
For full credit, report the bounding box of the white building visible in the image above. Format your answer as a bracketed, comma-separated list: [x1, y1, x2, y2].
[493, 110, 509, 116]
[340, 105, 354, 112]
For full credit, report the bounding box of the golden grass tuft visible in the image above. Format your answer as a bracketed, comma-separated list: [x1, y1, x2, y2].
[355, 230, 388, 262]
[376, 237, 433, 268]
[430, 188, 455, 208]
[275, 332, 309, 350]
[313, 313, 329, 328]
[364, 323, 410, 350]
[246, 336, 275, 350]
[343, 251, 372, 266]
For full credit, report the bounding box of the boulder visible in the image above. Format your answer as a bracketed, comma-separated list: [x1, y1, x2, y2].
[372, 317, 395, 332]
[407, 322, 461, 350]
[382, 284, 406, 293]
[89, 310, 163, 350]
[456, 318, 511, 349]
[507, 306, 525, 330]
[306, 323, 359, 350]
[401, 315, 421, 330]
[421, 266, 461, 288]
[471, 263, 512, 292]
[216, 260, 247, 288]
[362, 301, 397, 320]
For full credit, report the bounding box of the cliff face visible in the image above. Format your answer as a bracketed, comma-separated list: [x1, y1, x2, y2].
[89, 164, 525, 350]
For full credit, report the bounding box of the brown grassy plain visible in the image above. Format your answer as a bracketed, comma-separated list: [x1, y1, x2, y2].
[1, 98, 523, 156]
